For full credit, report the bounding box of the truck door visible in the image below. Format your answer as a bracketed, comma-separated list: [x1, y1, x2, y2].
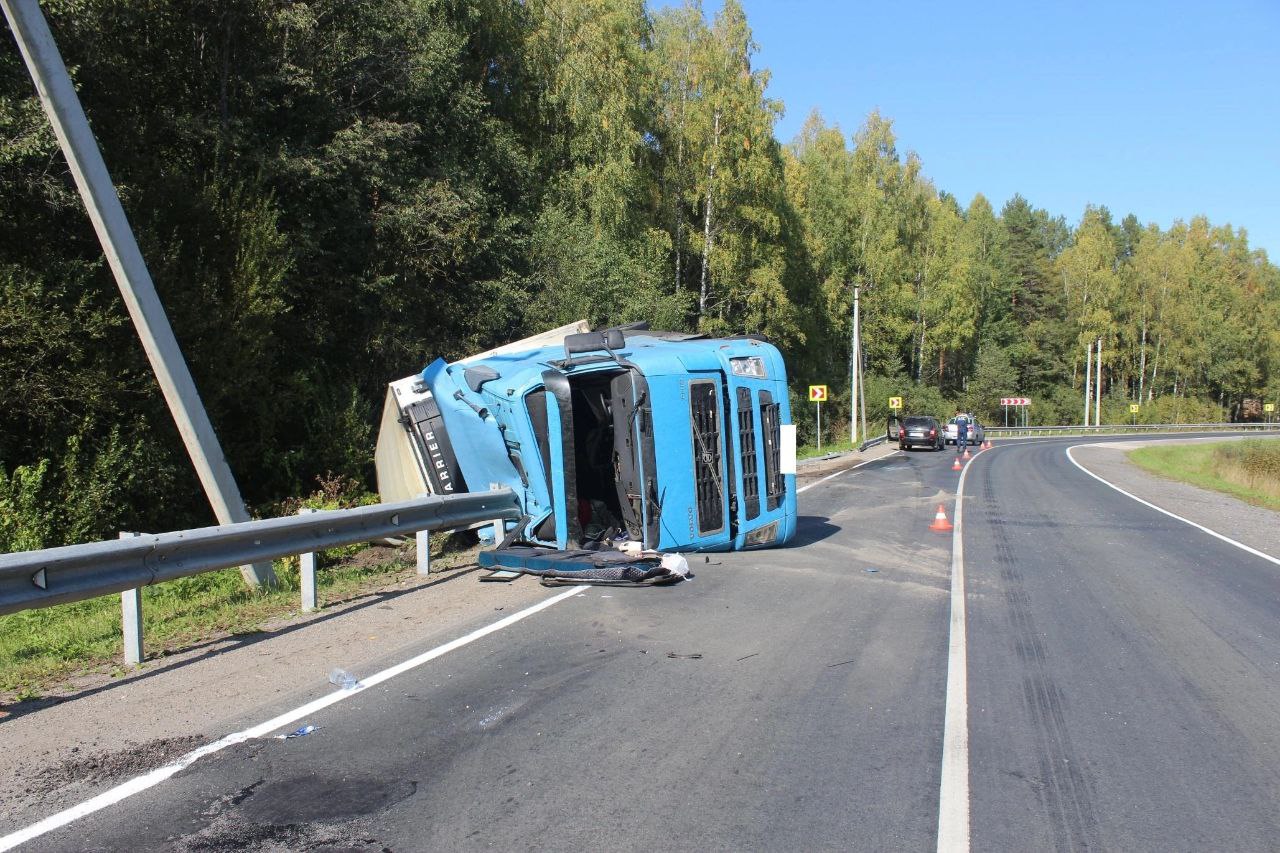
[610, 370, 659, 547]
[540, 370, 581, 549]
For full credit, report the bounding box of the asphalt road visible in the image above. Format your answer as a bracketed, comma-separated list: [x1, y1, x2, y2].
[10, 437, 1280, 852]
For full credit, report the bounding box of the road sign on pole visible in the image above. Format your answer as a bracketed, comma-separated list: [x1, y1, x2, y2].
[808, 386, 827, 451]
[889, 396, 903, 410]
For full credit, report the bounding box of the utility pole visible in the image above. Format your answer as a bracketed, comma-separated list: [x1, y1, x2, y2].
[850, 282, 861, 446]
[1095, 337, 1103, 427]
[3, 0, 274, 587]
[1083, 340, 1093, 426]
[858, 342, 867, 449]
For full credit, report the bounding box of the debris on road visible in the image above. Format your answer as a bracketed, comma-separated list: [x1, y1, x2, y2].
[479, 569, 522, 582]
[666, 652, 703, 659]
[478, 546, 691, 586]
[328, 669, 358, 690]
[276, 725, 319, 739]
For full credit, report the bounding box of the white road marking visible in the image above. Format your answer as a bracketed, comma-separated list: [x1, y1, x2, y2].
[936, 453, 974, 853]
[1066, 444, 1280, 567]
[796, 451, 901, 494]
[0, 584, 591, 852]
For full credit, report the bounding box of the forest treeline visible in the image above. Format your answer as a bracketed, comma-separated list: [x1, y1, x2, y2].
[2, 0, 1277, 549]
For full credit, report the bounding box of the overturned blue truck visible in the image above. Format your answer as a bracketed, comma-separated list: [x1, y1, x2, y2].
[375, 321, 797, 582]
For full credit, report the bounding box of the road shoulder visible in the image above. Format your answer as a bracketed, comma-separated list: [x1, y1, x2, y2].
[0, 565, 556, 833]
[1070, 440, 1280, 561]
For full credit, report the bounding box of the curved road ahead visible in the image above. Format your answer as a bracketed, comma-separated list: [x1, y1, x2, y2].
[7, 436, 1280, 851]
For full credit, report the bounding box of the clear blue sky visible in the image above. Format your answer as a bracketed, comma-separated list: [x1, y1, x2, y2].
[680, 0, 1280, 256]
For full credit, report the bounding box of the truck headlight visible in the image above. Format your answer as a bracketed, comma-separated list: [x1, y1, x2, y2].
[744, 521, 778, 546]
[730, 357, 767, 379]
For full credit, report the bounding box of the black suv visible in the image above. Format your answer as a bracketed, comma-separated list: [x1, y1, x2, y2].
[898, 416, 944, 451]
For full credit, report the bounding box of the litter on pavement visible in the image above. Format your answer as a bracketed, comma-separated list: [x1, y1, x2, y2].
[276, 724, 319, 739]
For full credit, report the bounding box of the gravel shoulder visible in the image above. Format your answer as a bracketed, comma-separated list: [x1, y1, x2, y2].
[1071, 437, 1280, 561]
[796, 440, 900, 482]
[0, 562, 555, 831]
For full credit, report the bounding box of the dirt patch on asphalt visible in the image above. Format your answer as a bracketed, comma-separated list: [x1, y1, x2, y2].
[27, 734, 208, 796]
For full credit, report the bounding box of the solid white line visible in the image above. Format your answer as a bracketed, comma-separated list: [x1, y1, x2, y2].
[1065, 445, 1280, 567]
[796, 451, 900, 494]
[0, 584, 591, 852]
[936, 454, 973, 853]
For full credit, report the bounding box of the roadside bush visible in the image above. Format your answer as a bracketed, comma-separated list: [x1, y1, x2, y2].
[1211, 439, 1280, 499]
[1141, 395, 1225, 425]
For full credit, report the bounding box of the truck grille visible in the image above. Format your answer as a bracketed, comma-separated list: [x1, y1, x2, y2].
[760, 391, 783, 511]
[689, 380, 724, 534]
[737, 387, 760, 520]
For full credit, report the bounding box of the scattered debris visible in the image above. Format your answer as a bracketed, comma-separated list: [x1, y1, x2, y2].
[480, 569, 522, 582]
[667, 652, 703, 660]
[275, 725, 319, 740]
[736, 653, 759, 662]
[481, 546, 692, 586]
[328, 669, 358, 690]
[827, 659, 856, 668]
[864, 568, 879, 573]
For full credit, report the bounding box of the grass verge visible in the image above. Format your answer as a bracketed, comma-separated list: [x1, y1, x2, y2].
[0, 532, 476, 703]
[1128, 439, 1280, 511]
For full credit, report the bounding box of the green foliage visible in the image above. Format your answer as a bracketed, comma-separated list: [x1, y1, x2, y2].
[0, 424, 173, 551]
[1214, 439, 1280, 480]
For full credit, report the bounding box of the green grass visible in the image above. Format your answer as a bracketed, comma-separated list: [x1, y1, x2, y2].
[1128, 439, 1280, 512]
[0, 533, 475, 702]
[797, 442, 852, 461]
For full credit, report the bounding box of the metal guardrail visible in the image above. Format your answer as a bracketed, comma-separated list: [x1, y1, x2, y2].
[986, 422, 1280, 438]
[0, 489, 521, 618]
[859, 434, 888, 452]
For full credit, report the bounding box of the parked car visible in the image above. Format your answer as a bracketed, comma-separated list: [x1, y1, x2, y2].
[944, 414, 985, 446]
[898, 416, 944, 451]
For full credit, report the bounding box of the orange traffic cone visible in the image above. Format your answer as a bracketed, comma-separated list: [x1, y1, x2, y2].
[930, 504, 954, 532]
[983, 439, 992, 450]
[963, 448, 972, 459]
[951, 456, 963, 471]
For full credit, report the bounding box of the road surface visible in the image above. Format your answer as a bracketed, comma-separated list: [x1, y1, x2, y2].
[5, 436, 1279, 851]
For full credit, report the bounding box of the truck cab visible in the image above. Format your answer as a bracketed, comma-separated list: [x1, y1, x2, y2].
[376, 323, 797, 553]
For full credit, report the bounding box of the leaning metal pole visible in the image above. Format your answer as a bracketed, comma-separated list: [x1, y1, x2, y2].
[1, 0, 274, 587]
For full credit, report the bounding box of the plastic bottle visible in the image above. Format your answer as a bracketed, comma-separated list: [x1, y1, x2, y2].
[329, 668, 358, 690]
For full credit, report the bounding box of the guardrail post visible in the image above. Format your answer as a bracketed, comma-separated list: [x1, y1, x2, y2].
[298, 508, 318, 613]
[416, 530, 432, 575]
[119, 532, 143, 665]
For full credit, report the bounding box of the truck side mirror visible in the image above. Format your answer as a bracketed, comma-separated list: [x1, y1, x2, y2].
[564, 329, 625, 356]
